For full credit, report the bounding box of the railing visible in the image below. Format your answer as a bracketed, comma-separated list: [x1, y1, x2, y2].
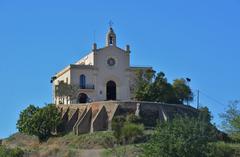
[80, 84, 95, 89]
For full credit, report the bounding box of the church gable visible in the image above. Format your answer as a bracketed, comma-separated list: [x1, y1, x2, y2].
[94, 46, 130, 69]
[52, 26, 151, 104]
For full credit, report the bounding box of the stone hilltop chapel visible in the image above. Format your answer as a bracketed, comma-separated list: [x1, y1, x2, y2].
[51, 27, 152, 105]
[50, 26, 197, 134]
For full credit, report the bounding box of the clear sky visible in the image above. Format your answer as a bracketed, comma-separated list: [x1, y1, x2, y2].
[0, 0, 240, 138]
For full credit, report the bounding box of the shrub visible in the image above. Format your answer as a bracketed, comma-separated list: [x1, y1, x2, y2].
[0, 146, 24, 157]
[112, 115, 144, 145]
[126, 114, 142, 124]
[122, 122, 144, 144]
[219, 101, 240, 142]
[207, 142, 235, 157]
[17, 104, 61, 142]
[112, 116, 126, 143]
[142, 116, 218, 157]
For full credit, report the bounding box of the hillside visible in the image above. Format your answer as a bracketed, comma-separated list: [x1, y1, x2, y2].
[2, 131, 141, 157]
[2, 131, 240, 157]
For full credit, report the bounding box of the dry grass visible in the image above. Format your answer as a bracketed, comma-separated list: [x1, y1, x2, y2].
[2, 131, 115, 157]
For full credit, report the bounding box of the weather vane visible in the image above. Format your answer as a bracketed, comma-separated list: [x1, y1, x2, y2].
[109, 20, 114, 28]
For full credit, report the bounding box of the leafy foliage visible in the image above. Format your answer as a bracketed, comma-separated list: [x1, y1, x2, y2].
[55, 81, 80, 103]
[16, 105, 39, 135]
[133, 70, 193, 104]
[126, 114, 142, 124]
[112, 115, 144, 145]
[142, 114, 218, 157]
[121, 122, 144, 144]
[198, 107, 213, 123]
[111, 115, 144, 157]
[0, 146, 24, 157]
[173, 78, 193, 104]
[150, 72, 177, 103]
[111, 116, 126, 143]
[207, 142, 240, 157]
[133, 69, 155, 101]
[220, 100, 240, 141]
[17, 104, 61, 142]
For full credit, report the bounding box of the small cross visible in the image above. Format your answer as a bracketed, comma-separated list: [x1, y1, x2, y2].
[109, 20, 114, 28]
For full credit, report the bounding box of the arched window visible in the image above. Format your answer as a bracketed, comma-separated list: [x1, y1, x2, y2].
[80, 74, 86, 89]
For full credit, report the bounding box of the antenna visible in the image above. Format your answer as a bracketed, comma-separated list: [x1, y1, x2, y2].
[197, 89, 200, 109]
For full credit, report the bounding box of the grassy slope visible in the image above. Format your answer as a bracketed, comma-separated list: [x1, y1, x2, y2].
[2, 131, 145, 157]
[3, 131, 116, 157]
[2, 131, 240, 157]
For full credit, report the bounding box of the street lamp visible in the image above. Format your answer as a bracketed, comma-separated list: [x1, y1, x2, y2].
[185, 78, 191, 105]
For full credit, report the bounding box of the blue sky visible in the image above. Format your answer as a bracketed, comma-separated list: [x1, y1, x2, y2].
[0, 0, 240, 138]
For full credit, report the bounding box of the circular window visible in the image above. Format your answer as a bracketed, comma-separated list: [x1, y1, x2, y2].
[107, 58, 116, 66]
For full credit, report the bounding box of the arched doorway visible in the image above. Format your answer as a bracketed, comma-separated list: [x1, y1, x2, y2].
[78, 93, 88, 103]
[106, 80, 116, 100]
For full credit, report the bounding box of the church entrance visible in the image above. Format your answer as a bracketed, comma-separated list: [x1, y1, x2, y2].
[78, 93, 88, 103]
[106, 81, 116, 100]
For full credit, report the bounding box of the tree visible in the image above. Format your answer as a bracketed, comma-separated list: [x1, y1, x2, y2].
[173, 78, 193, 104]
[150, 72, 178, 103]
[198, 107, 213, 123]
[55, 81, 80, 104]
[142, 115, 217, 157]
[16, 105, 40, 135]
[133, 70, 193, 104]
[17, 104, 62, 142]
[133, 69, 155, 101]
[220, 100, 240, 141]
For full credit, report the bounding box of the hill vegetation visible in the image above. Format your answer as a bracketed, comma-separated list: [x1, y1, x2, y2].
[2, 123, 240, 157]
[1, 70, 240, 156]
[134, 70, 193, 104]
[2, 106, 240, 157]
[16, 104, 61, 142]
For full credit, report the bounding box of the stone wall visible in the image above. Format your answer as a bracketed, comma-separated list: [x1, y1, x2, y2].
[57, 101, 198, 134]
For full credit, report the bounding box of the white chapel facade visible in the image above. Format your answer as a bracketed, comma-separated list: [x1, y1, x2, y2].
[52, 27, 151, 105]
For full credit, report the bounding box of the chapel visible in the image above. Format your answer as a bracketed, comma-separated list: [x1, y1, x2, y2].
[51, 27, 151, 104]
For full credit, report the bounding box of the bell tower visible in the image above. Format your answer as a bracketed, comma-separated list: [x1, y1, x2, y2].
[106, 26, 116, 47]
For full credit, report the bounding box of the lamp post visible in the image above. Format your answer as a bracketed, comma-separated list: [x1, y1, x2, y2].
[197, 89, 200, 109]
[185, 78, 191, 105]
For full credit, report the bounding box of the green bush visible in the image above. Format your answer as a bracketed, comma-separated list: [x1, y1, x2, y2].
[126, 114, 142, 124]
[0, 146, 24, 157]
[142, 116, 218, 157]
[122, 122, 144, 144]
[17, 104, 61, 142]
[112, 115, 144, 145]
[207, 142, 240, 157]
[219, 101, 240, 142]
[112, 116, 126, 143]
[207, 142, 234, 157]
